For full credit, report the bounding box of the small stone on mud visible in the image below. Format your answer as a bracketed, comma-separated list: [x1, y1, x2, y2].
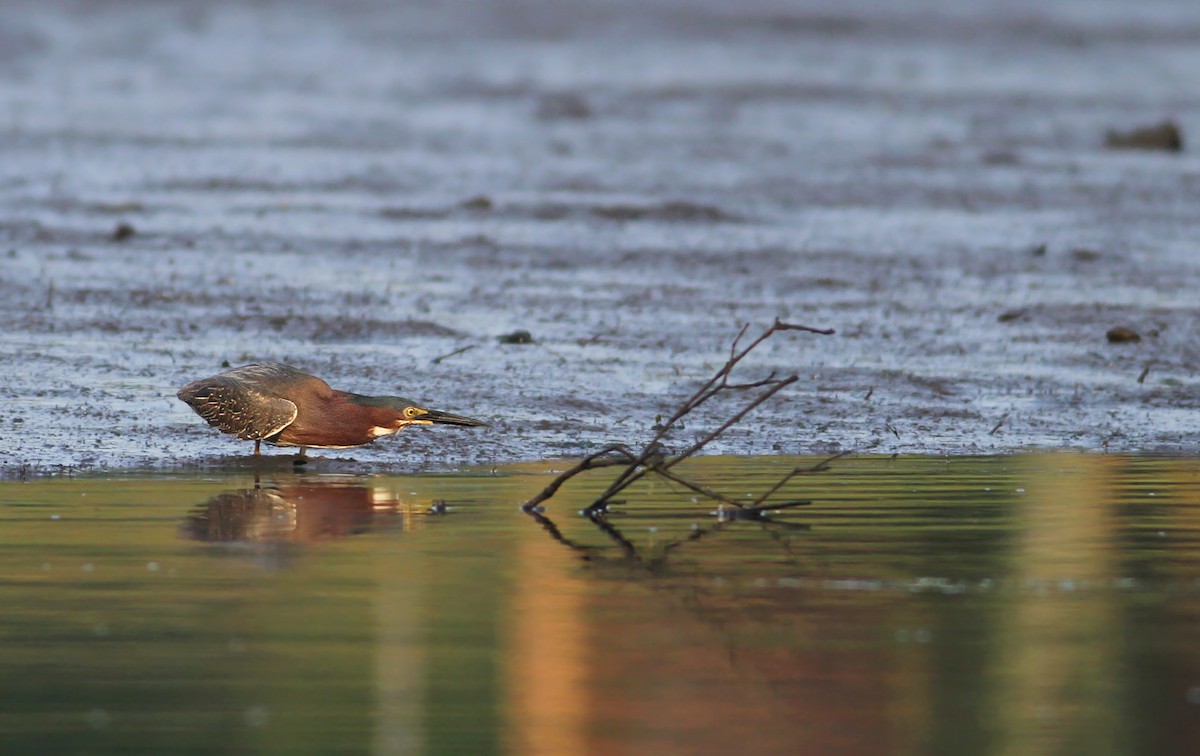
[982, 150, 1020, 165]
[112, 221, 136, 241]
[1104, 120, 1184, 152]
[536, 92, 592, 120]
[460, 195, 493, 211]
[1106, 326, 1141, 343]
[497, 330, 535, 344]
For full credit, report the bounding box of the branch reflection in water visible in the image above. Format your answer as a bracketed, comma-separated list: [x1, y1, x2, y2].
[524, 502, 810, 570]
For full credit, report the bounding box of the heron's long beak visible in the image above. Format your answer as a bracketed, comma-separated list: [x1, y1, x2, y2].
[423, 409, 489, 427]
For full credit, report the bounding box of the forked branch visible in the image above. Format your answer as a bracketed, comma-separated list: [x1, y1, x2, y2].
[519, 320, 840, 517]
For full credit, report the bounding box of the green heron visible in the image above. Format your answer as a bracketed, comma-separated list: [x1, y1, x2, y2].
[178, 362, 487, 460]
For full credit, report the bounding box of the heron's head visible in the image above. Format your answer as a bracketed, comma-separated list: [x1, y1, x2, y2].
[349, 394, 489, 434]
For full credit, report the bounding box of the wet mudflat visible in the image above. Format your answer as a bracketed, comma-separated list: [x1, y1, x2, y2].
[1, 455, 1199, 753]
[1, 0, 1200, 476]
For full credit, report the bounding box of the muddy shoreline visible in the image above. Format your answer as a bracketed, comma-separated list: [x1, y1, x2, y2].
[2, 0, 1199, 477]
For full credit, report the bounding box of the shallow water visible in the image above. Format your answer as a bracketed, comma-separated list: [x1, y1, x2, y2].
[1, 454, 1198, 753]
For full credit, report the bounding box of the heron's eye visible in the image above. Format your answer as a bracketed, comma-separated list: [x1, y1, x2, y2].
[404, 407, 419, 419]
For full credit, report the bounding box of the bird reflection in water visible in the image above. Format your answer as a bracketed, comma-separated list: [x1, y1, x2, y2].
[183, 477, 443, 549]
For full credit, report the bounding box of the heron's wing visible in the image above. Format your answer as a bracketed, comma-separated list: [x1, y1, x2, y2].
[178, 371, 300, 441]
[227, 363, 333, 396]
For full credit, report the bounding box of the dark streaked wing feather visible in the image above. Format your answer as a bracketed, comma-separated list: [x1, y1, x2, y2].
[178, 363, 308, 440]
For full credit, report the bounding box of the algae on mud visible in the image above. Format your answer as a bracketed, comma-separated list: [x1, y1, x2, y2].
[0, 455, 1199, 753]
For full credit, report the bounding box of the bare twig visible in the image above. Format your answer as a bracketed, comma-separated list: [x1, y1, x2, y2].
[743, 500, 812, 515]
[649, 465, 746, 508]
[775, 323, 836, 336]
[716, 504, 814, 527]
[520, 445, 636, 513]
[989, 412, 1009, 436]
[723, 371, 781, 390]
[728, 322, 752, 362]
[664, 377, 797, 469]
[517, 320, 840, 517]
[431, 345, 477, 365]
[584, 374, 797, 515]
[746, 449, 855, 509]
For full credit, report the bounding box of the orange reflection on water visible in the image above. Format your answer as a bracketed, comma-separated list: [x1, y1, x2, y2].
[504, 515, 906, 753]
[494, 454, 1200, 755]
[504, 534, 590, 756]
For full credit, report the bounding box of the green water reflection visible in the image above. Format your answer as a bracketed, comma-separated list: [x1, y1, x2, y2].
[1, 455, 1198, 754]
